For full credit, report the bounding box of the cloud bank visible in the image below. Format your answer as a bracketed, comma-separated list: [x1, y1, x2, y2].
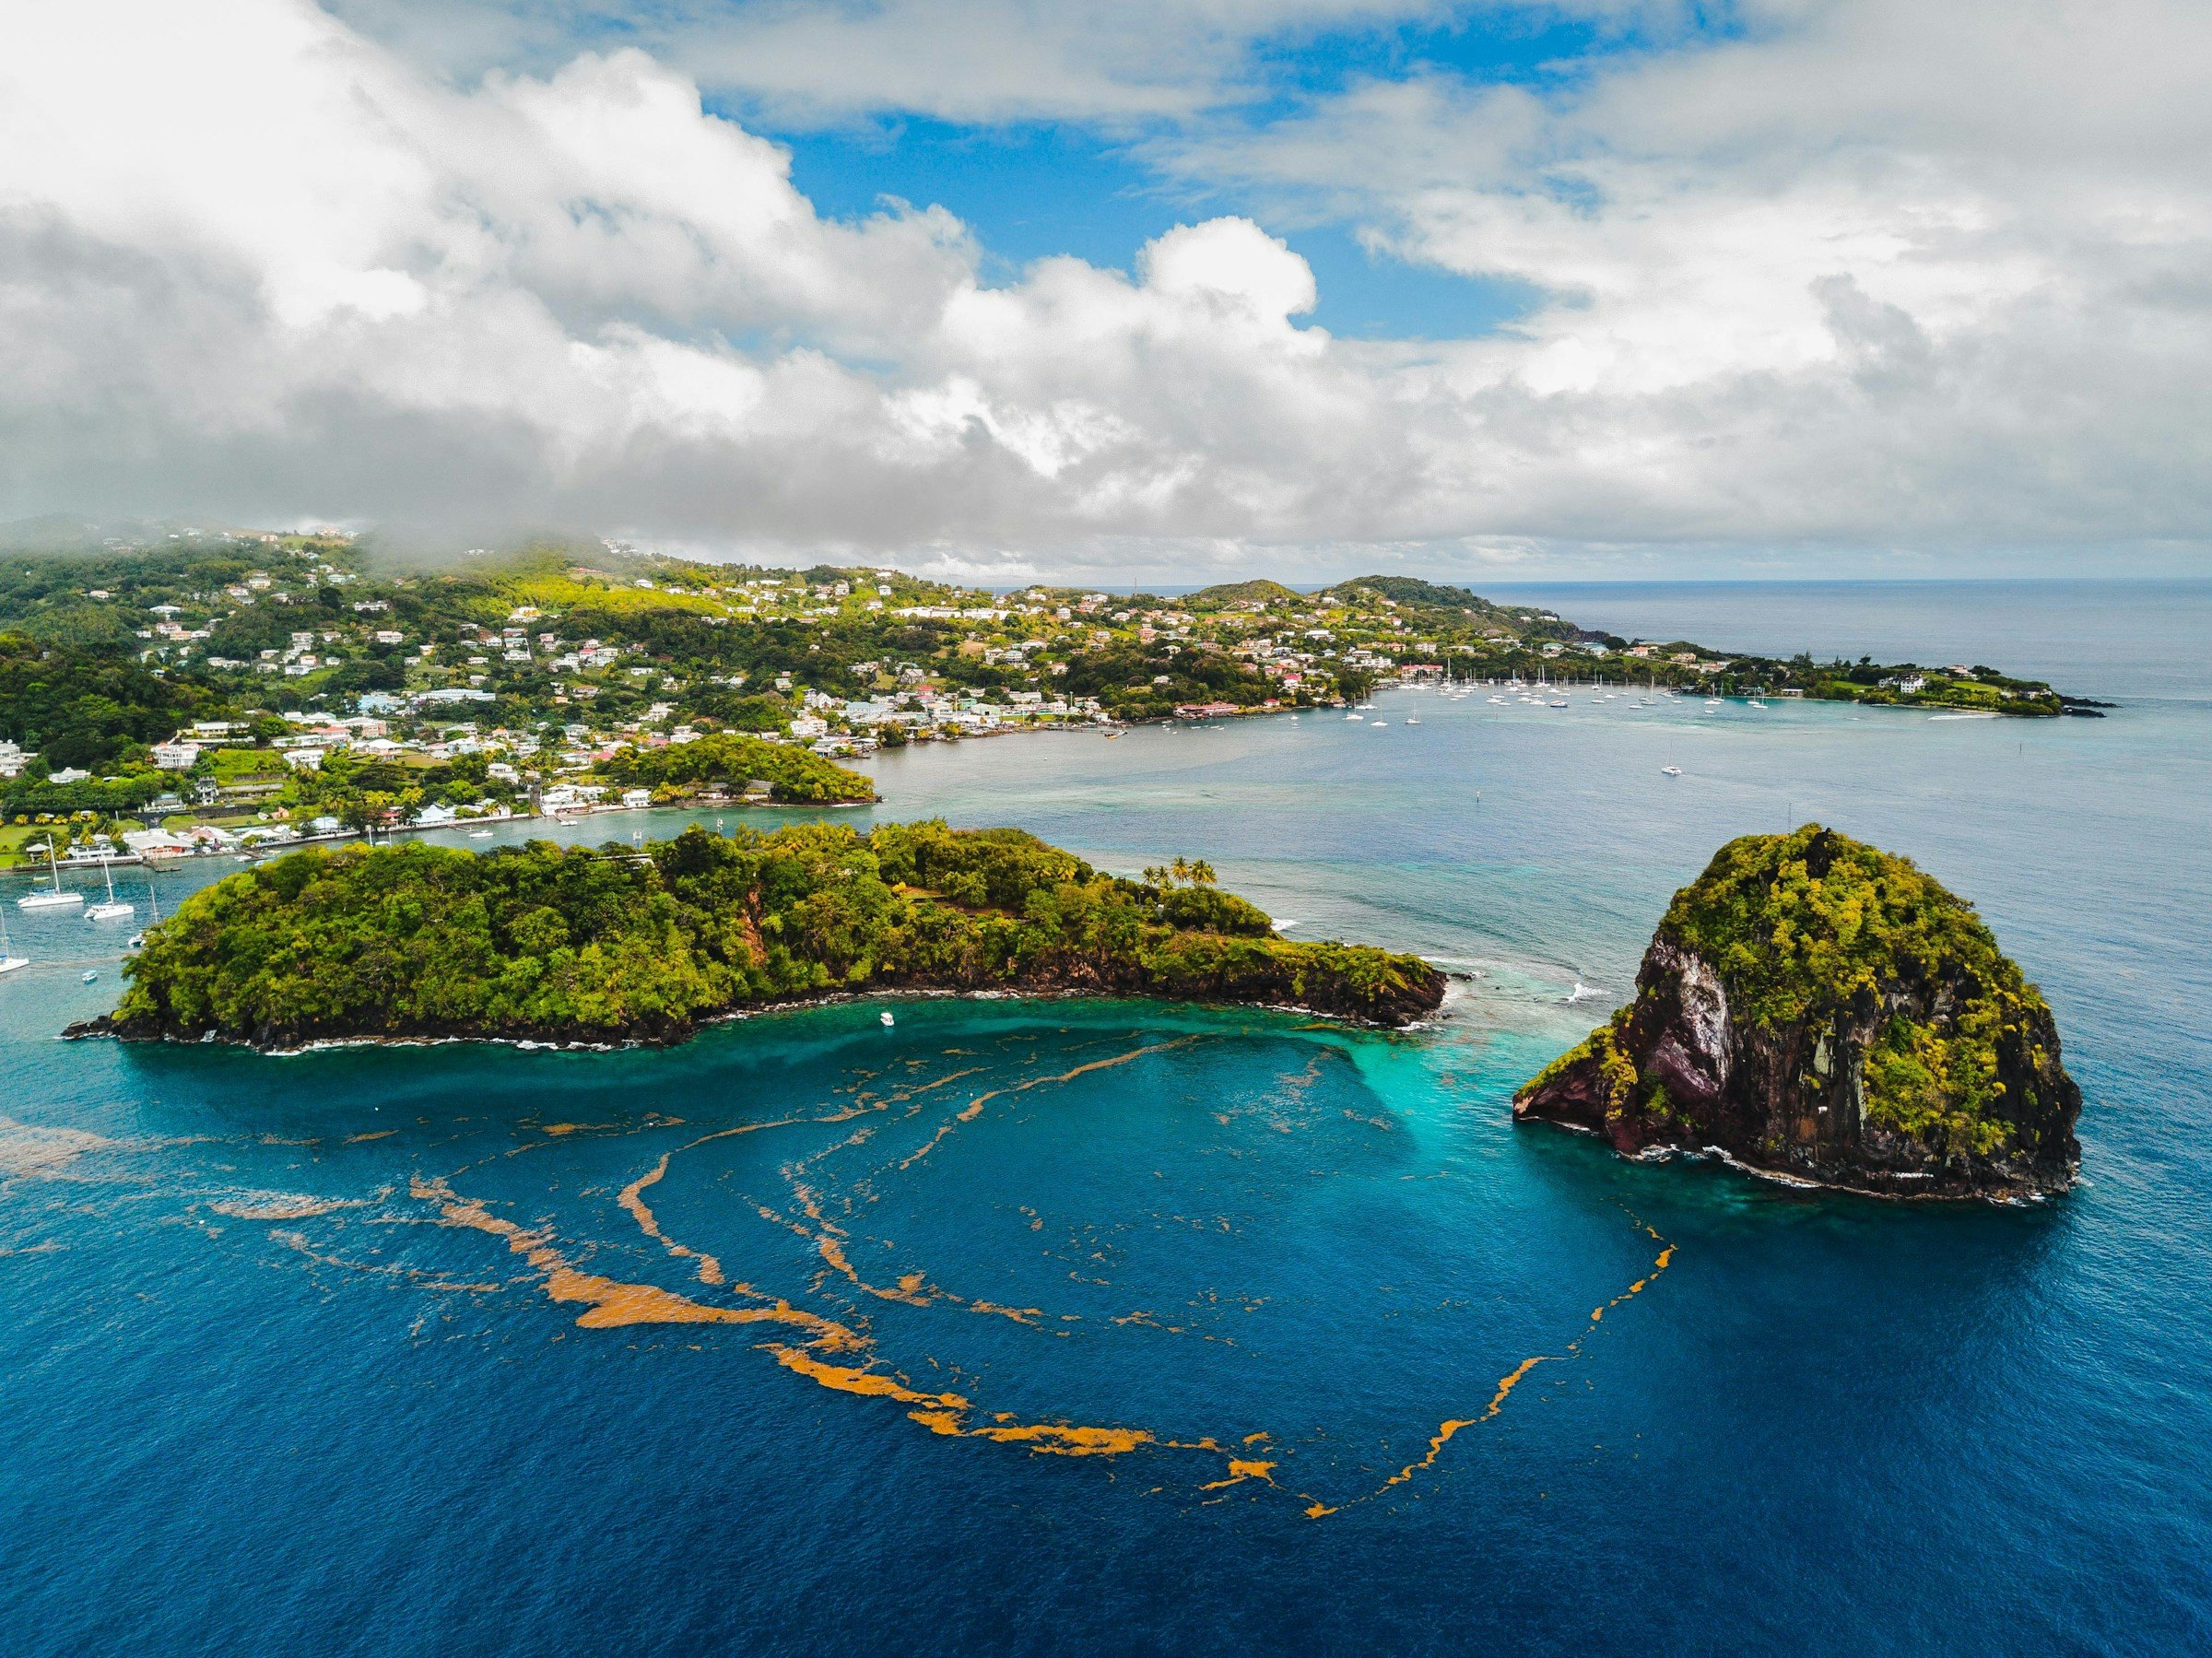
[3, 0, 2209, 579]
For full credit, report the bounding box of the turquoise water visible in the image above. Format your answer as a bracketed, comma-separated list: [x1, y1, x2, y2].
[4, 583, 2209, 1652]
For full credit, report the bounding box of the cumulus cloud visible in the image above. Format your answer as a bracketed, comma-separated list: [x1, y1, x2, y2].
[1, 0, 2209, 578]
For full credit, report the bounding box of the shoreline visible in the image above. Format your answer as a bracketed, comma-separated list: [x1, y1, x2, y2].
[5, 677, 2089, 883]
[1516, 1113, 2065, 1206]
[64, 979, 1449, 1057]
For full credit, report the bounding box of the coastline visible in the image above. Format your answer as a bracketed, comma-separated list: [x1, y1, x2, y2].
[65, 978, 1451, 1056]
[6, 679, 2100, 882]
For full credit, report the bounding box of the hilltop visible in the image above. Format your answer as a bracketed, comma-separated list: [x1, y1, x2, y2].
[1513, 826, 2082, 1199]
[76, 821, 1447, 1048]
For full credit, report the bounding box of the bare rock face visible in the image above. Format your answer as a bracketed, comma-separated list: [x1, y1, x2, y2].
[1513, 827, 2081, 1201]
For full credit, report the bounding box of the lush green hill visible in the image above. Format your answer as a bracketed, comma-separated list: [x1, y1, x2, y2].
[1514, 826, 2081, 1198]
[90, 822, 1445, 1048]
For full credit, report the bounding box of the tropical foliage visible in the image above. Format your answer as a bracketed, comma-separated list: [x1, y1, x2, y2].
[600, 732, 876, 802]
[111, 821, 1441, 1044]
[1656, 825, 2051, 1149]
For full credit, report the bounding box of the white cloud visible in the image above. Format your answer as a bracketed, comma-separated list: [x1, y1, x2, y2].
[0, 0, 2208, 579]
[325, 0, 1427, 126]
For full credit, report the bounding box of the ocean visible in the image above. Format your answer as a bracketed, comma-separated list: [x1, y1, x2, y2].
[3, 581, 2206, 1652]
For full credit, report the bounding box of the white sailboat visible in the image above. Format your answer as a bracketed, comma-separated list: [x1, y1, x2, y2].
[18, 841, 82, 910]
[0, 903, 26, 974]
[85, 860, 134, 921]
[127, 871, 160, 951]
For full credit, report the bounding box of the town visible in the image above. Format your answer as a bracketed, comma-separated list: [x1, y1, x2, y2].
[0, 527, 2074, 869]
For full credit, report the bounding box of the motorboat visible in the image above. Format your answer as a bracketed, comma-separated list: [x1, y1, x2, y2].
[879, 1010, 895, 1028]
[1662, 765, 1683, 777]
[81, 969, 99, 983]
[468, 829, 494, 839]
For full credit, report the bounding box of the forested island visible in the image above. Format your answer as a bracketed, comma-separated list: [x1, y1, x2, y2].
[0, 525, 2088, 871]
[1513, 826, 2081, 1200]
[72, 822, 1445, 1049]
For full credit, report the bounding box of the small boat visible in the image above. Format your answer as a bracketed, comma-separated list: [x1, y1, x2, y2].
[18, 841, 82, 911]
[879, 1010, 895, 1028]
[1547, 698, 1568, 709]
[1346, 711, 1363, 720]
[467, 829, 494, 840]
[1404, 715, 1421, 725]
[81, 969, 99, 983]
[1488, 696, 1507, 705]
[1371, 719, 1387, 727]
[0, 904, 25, 974]
[1747, 698, 1768, 709]
[1662, 765, 1683, 777]
[85, 861, 134, 922]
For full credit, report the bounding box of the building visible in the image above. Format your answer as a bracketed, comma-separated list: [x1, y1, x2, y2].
[150, 740, 202, 770]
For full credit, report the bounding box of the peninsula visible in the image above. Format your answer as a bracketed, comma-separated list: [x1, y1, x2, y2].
[73, 822, 1445, 1049]
[1512, 826, 2081, 1200]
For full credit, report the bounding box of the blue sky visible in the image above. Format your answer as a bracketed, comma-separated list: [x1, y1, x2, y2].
[694, 4, 1718, 340]
[774, 117, 1541, 339]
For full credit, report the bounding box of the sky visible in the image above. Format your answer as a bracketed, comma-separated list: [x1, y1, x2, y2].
[2, 1, 2209, 584]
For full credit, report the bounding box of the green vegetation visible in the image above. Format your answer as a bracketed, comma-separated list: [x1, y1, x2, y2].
[1662, 826, 2050, 1150]
[1513, 826, 2077, 1194]
[103, 822, 1443, 1046]
[0, 532, 2077, 847]
[602, 732, 876, 803]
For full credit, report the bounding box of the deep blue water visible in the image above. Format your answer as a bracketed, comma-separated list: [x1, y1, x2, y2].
[4, 582, 2208, 1653]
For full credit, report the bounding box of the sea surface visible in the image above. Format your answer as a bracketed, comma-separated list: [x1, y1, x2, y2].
[4, 581, 2208, 1653]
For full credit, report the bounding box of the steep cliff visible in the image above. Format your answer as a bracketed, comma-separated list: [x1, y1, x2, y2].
[1513, 826, 2080, 1199]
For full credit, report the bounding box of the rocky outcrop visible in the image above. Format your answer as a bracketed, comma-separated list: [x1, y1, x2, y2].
[1513, 826, 2081, 1200]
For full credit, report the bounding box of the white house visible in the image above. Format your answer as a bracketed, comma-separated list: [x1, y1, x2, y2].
[150, 740, 202, 770]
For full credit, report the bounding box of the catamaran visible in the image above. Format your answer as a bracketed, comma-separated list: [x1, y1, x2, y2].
[18, 841, 82, 910]
[85, 860, 134, 922]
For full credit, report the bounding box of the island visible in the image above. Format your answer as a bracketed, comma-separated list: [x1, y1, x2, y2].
[1512, 826, 2081, 1200]
[70, 822, 1445, 1049]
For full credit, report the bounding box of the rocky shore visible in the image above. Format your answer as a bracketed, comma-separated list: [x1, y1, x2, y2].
[1513, 826, 2081, 1200]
